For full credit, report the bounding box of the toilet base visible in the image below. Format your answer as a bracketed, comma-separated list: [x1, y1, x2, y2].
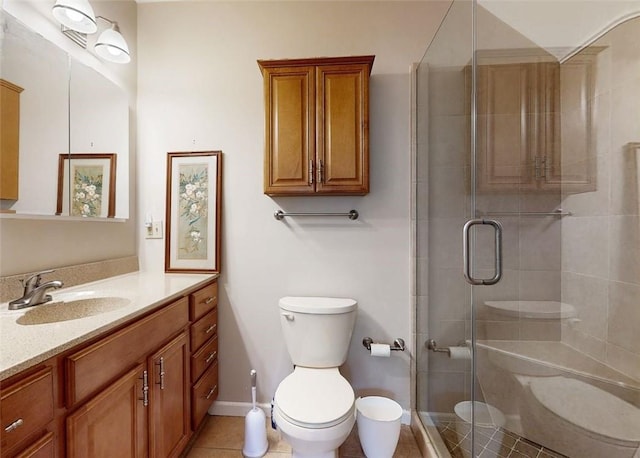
[291, 451, 336, 458]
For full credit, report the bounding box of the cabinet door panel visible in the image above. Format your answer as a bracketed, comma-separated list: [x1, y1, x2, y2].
[476, 63, 535, 190]
[66, 364, 147, 458]
[149, 332, 190, 458]
[263, 66, 315, 195]
[14, 431, 54, 458]
[316, 64, 369, 194]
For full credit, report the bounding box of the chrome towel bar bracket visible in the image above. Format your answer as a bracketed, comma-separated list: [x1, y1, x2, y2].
[362, 337, 405, 352]
[274, 209, 359, 221]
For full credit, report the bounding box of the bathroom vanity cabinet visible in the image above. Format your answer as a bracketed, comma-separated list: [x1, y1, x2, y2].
[258, 55, 374, 196]
[473, 50, 597, 193]
[0, 277, 218, 458]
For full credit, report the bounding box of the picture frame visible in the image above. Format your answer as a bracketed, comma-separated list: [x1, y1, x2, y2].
[165, 151, 222, 273]
[56, 153, 117, 218]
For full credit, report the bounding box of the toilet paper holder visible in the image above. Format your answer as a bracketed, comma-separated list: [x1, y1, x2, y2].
[426, 339, 468, 355]
[362, 337, 405, 352]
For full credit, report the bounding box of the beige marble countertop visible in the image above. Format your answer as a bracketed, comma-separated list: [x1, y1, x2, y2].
[0, 271, 217, 381]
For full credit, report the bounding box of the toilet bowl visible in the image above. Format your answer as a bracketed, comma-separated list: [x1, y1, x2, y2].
[273, 296, 358, 458]
[520, 376, 640, 458]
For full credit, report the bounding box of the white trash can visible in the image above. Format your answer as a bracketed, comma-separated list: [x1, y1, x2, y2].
[356, 396, 403, 458]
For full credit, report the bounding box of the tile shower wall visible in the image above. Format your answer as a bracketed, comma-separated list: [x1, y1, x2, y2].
[560, 16, 640, 381]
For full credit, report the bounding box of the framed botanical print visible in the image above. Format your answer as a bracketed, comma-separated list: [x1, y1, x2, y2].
[56, 153, 117, 218]
[165, 151, 222, 273]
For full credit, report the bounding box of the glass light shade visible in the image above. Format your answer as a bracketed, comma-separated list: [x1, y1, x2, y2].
[52, 0, 97, 34]
[94, 28, 131, 64]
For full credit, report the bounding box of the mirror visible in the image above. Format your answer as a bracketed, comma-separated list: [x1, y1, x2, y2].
[0, 11, 129, 219]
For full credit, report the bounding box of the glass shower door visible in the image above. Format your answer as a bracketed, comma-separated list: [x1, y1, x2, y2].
[416, 1, 640, 457]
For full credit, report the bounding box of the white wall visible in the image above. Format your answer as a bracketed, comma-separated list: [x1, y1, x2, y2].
[137, 1, 450, 409]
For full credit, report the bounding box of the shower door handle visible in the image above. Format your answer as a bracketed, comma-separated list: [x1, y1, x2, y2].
[463, 218, 503, 285]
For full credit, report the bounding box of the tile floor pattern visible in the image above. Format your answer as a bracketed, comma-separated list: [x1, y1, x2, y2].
[435, 421, 568, 458]
[185, 415, 422, 457]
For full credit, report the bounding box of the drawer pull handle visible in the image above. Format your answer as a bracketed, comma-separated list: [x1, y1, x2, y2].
[156, 357, 165, 390]
[4, 418, 23, 433]
[140, 370, 149, 406]
[205, 324, 217, 334]
[204, 296, 216, 305]
[206, 385, 218, 400]
[205, 351, 217, 364]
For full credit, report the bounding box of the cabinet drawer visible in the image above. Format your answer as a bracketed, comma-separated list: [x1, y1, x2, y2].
[191, 335, 218, 382]
[66, 297, 189, 407]
[190, 282, 218, 321]
[190, 308, 217, 352]
[14, 431, 54, 458]
[1, 368, 54, 453]
[191, 361, 218, 429]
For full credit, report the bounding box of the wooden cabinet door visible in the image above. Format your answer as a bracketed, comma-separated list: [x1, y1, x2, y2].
[0, 79, 23, 200]
[476, 63, 537, 191]
[66, 364, 147, 458]
[148, 332, 190, 458]
[316, 64, 370, 195]
[262, 65, 315, 195]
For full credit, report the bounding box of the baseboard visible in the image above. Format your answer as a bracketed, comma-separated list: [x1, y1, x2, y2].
[208, 401, 412, 425]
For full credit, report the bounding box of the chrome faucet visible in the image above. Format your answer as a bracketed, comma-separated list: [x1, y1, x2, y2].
[8, 270, 63, 310]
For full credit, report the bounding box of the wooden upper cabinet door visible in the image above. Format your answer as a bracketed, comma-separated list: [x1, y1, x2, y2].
[148, 332, 191, 458]
[0, 79, 24, 200]
[316, 64, 370, 195]
[66, 364, 148, 458]
[262, 65, 315, 195]
[476, 63, 537, 191]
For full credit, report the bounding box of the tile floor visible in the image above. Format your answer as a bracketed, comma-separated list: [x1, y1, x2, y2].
[185, 415, 422, 457]
[435, 421, 567, 458]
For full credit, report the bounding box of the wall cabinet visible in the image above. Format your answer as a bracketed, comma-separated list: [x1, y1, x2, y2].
[0, 79, 24, 201]
[474, 51, 596, 193]
[258, 56, 374, 196]
[0, 278, 218, 458]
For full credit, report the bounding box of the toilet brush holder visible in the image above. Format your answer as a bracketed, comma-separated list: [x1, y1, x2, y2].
[243, 370, 268, 458]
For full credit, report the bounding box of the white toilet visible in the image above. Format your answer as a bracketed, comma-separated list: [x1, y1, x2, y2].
[519, 376, 640, 458]
[272, 296, 357, 458]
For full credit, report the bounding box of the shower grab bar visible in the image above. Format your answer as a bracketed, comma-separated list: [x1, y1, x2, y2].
[463, 218, 503, 286]
[274, 209, 359, 221]
[482, 209, 572, 217]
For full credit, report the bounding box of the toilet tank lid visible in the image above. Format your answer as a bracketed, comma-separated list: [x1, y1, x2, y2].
[279, 296, 357, 314]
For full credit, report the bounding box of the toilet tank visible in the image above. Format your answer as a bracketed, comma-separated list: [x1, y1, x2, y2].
[279, 296, 357, 368]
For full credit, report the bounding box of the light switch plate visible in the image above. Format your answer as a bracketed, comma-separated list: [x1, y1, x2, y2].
[146, 221, 163, 239]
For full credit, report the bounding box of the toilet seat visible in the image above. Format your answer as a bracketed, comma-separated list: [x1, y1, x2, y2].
[274, 367, 355, 429]
[529, 376, 640, 446]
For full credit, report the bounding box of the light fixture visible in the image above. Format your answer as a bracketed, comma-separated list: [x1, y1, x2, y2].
[94, 21, 131, 64]
[52, 1, 131, 64]
[52, 0, 97, 34]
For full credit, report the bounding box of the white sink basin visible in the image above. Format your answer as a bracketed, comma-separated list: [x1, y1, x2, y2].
[16, 296, 131, 325]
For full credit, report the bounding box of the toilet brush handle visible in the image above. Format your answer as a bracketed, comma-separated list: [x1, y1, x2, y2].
[252, 386, 257, 409]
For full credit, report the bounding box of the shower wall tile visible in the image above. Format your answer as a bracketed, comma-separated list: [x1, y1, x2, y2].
[519, 320, 561, 341]
[416, 296, 429, 335]
[428, 67, 467, 117]
[428, 267, 470, 321]
[609, 141, 639, 216]
[429, 115, 468, 167]
[416, 181, 429, 221]
[428, 319, 466, 344]
[429, 217, 467, 269]
[475, 217, 520, 270]
[608, 215, 640, 284]
[606, 342, 640, 380]
[561, 271, 608, 340]
[518, 270, 561, 301]
[427, 371, 467, 414]
[563, 325, 607, 361]
[560, 152, 610, 217]
[519, 219, 561, 271]
[429, 166, 468, 217]
[607, 280, 640, 354]
[416, 256, 429, 297]
[561, 216, 609, 278]
[476, 320, 520, 341]
[472, 268, 519, 305]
